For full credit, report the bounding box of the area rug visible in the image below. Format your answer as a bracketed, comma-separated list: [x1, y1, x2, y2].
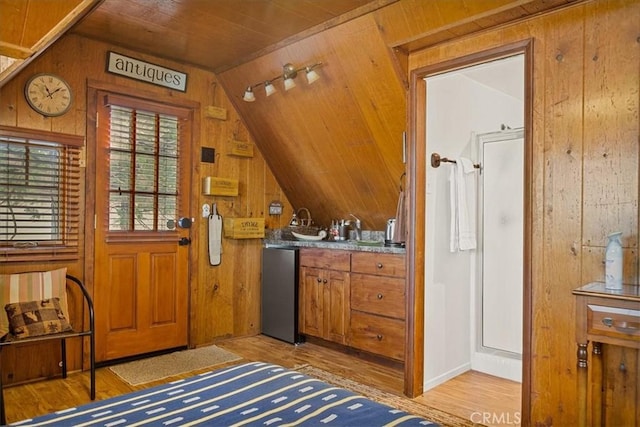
[296, 365, 481, 427]
[109, 345, 242, 386]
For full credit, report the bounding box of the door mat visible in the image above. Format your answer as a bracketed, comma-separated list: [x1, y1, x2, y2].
[296, 365, 482, 427]
[109, 345, 242, 386]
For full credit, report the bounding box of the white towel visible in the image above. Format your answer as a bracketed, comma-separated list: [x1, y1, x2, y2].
[208, 213, 222, 265]
[449, 157, 477, 252]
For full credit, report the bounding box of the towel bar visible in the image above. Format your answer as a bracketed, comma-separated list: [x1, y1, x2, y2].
[431, 152, 480, 169]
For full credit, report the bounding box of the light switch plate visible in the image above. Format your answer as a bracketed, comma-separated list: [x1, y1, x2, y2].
[269, 201, 283, 215]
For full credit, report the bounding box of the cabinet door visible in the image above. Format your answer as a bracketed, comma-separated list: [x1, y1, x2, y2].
[324, 269, 350, 344]
[299, 266, 323, 338]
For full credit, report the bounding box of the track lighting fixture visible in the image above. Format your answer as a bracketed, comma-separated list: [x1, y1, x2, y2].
[242, 62, 323, 102]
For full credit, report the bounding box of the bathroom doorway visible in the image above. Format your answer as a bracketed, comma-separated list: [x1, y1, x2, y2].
[421, 50, 528, 402]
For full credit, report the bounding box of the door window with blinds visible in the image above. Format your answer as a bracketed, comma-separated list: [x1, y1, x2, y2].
[0, 126, 82, 261]
[101, 94, 189, 234]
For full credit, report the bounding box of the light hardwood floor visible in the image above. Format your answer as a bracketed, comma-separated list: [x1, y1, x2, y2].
[3, 335, 520, 426]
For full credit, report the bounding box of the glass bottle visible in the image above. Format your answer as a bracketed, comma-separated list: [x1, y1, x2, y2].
[605, 231, 623, 290]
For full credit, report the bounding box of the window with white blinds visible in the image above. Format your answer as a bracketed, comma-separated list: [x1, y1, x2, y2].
[104, 95, 185, 232]
[0, 126, 82, 261]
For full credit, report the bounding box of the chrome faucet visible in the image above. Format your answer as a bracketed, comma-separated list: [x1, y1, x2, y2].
[297, 208, 312, 226]
[350, 214, 361, 240]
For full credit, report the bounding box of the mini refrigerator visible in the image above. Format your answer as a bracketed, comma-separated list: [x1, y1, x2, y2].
[261, 246, 302, 344]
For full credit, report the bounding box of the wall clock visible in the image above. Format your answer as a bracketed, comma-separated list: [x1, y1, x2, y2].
[24, 73, 73, 117]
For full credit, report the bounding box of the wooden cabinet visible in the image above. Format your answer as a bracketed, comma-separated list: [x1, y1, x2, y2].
[349, 252, 406, 361]
[573, 283, 640, 427]
[298, 248, 406, 361]
[299, 249, 350, 344]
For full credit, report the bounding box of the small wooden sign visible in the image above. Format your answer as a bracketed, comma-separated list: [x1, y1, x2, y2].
[202, 176, 239, 196]
[227, 140, 254, 158]
[204, 106, 228, 120]
[223, 217, 265, 239]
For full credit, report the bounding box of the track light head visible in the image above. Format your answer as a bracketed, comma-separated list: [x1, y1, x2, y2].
[242, 61, 324, 102]
[242, 87, 255, 102]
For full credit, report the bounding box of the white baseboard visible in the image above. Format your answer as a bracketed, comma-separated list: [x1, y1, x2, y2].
[423, 362, 471, 392]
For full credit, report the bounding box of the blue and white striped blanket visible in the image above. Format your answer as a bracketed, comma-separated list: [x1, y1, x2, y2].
[12, 362, 438, 426]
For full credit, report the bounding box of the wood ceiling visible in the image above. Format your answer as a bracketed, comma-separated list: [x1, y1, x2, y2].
[0, 0, 98, 86]
[71, 0, 396, 73]
[0, 0, 393, 87]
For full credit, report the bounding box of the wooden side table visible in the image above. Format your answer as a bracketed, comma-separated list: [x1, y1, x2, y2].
[573, 283, 640, 427]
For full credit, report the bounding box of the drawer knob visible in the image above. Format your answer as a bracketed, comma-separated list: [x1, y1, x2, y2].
[376, 263, 383, 269]
[322, 279, 328, 284]
[316, 278, 322, 283]
[602, 317, 639, 331]
[376, 334, 383, 341]
[377, 293, 383, 300]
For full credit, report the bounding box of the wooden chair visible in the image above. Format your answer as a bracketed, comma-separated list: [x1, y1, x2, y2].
[0, 273, 95, 424]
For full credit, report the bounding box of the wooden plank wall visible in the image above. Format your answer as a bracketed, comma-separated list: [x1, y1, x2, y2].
[216, 13, 407, 231]
[0, 34, 293, 380]
[0, 0, 637, 424]
[406, 0, 639, 425]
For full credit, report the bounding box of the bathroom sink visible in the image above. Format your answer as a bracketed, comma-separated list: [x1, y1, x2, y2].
[291, 230, 327, 241]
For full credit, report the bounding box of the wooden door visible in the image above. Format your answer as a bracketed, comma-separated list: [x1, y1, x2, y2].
[299, 266, 323, 338]
[324, 269, 349, 344]
[93, 92, 192, 362]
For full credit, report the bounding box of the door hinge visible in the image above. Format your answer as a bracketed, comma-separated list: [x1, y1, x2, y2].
[79, 145, 86, 168]
[94, 214, 97, 230]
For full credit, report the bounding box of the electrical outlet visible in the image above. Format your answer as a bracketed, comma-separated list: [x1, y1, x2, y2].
[202, 204, 211, 217]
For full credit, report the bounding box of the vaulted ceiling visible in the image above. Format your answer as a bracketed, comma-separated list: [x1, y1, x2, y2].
[70, 0, 394, 73]
[1, 0, 578, 230]
[0, 0, 390, 86]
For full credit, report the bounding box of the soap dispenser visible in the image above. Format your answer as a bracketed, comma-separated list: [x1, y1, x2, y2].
[605, 231, 623, 290]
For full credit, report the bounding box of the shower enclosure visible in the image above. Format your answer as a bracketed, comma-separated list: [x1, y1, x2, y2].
[471, 128, 524, 382]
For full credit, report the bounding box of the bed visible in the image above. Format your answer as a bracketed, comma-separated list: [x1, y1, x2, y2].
[11, 362, 438, 426]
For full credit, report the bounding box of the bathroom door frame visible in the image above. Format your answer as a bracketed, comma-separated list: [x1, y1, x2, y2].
[404, 39, 533, 421]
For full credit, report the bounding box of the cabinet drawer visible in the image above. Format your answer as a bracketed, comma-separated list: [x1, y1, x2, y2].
[587, 304, 640, 342]
[299, 249, 351, 271]
[351, 273, 405, 319]
[349, 311, 405, 360]
[351, 252, 405, 277]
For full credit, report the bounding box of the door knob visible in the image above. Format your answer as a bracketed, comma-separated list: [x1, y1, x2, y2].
[177, 217, 193, 228]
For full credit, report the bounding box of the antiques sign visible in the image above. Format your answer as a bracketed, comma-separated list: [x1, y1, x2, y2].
[106, 51, 187, 92]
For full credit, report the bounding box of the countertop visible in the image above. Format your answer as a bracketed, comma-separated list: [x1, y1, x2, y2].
[573, 282, 640, 300]
[263, 229, 406, 254]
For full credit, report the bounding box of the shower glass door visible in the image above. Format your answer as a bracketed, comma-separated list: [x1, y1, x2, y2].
[477, 129, 524, 357]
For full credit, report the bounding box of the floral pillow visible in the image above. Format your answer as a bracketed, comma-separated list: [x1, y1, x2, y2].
[4, 298, 72, 339]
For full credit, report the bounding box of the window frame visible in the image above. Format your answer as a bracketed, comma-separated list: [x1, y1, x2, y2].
[0, 125, 83, 262]
[106, 104, 181, 233]
[96, 92, 192, 243]
[98, 92, 192, 241]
